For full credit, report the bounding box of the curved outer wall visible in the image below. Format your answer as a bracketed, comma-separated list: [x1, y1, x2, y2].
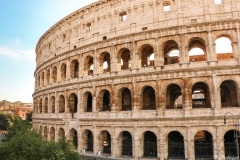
[33, 0, 240, 159]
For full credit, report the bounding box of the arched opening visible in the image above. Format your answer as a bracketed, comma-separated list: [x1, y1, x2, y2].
[141, 45, 154, 67]
[50, 96, 55, 113]
[166, 84, 182, 109]
[142, 86, 156, 110]
[59, 95, 65, 113]
[83, 130, 93, 152]
[38, 75, 40, 87]
[100, 52, 111, 73]
[215, 37, 233, 61]
[144, 131, 157, 157]
[102, 90, 111, 111]
[120, 49, 131, 70]
[70, 60, 79, 78]
[192, 82, 211, 108]
[194, 130, 213, 159]
[50, 127, 55, 141]
[84, 56, 94, 75]
[58, 128, 65, 140]
[100, 130, 111, 154]
[46, 69, 50, 85]
[120, 131, 132, 156]
[168, 131, 185, 159]
[87, 93, 92, 112]
[224, 130, 240, 157]
[122, 88, 132, 111]
[44, 126, 47, 140]
[41, 72, 44, 86]
[163, 40, 179, 65]
[52, 66, 57, 83]
[220, 80, 239, 107]
[39, 99, 42, 113]
[44, 97, 48, 113]
[61, 63, 66, 80]
[69, 93, 78, 118]
[69, 129, 78, 149]
[188, 38, 206, 62]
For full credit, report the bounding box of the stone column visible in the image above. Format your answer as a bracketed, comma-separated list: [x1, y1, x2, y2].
[77, 126, 82, 153]
[57, 62, 60, 83]
[236, 25, 240, 64]
[187, 127, 194, 160]
[93, 49, 98, 75]
[110, 44, 118, 73]
[93, 125, 99, 156]
[111, 137, 118, 158]
[66, 57, 70, 79]
[55, 92, 57, 113]
[207, 30, 217, 62]
[180, 34, 189, 65]
[65, 90, 68, 113]
[212, 74, 221, 115]
[183, 78, 192, 116]
[216, 126, 225, 159]
[77, 88, 81, 116]
[55, 126, 58, 142]
[132, 82, 140, 118]
[158, 39, 164, 67]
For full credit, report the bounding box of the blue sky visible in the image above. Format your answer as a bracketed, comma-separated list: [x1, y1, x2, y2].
[0, 0, 97, 103]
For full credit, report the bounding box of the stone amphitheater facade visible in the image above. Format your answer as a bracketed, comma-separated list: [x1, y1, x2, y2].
[33, 0, 240, 159]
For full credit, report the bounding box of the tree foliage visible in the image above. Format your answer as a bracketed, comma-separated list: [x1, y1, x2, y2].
[0, 119, 81, 160]
[0, 113, 20, 130]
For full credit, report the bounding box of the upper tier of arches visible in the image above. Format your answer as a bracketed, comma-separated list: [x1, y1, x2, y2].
[35, 35, 236, 89]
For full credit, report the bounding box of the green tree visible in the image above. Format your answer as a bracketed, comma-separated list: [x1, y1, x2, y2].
[0, 119, 81, 160]
[0, 113, 20, 130]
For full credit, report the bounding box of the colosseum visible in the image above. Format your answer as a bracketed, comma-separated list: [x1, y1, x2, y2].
[33, 0, 240, 159]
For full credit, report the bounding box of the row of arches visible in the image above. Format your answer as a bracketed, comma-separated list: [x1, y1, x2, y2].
[39, 126, 240, 159]
[34, 80, 239, 114]
[36, 36, 234, 88]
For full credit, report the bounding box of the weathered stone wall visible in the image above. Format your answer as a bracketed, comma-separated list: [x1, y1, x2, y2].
[33, 0, 240, 159]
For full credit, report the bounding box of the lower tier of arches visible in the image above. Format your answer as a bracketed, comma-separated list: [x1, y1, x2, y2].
[33, 117, 240, 160]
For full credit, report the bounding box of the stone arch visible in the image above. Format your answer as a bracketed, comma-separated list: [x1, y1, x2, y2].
[168, 131, 185, 159]
[192, 82, 211, 108]
[82, 129, 94, 152]
[188, 37, 206, 62]
[117, 48, 131, 70]
[52, 66, 57, 83]
[59, 95, 65, 113]
[39, 98, 42, 113]
[68, 93, 78, 118]
[38, 74, 40, 87]
[98, 89, 111, 111]
[99, 52, 111, 73]
[139, 44, 155, 67]
[220, 80, 239, 107]
[117, 87, 132, 111]
[50, 96, 55, 113]
[46, 69, 50, 85]
[141, 86, 156, 110]
[60, 63, 67, 80]
[194, 130, 213, 159]
[215, 35, 233, 61]
[58, 128, 65, 140]
[43, 126, 48, 140]
[166, 84, 182, 109]
[83, 55, 94, 76]
[41, 72, 44, 86]
[140, 131, 158, 158]
[44, 97, 48, 113]
[99, 130, 111, 154]
[163, 40, 180, 65]
[117, 131, 133, 156]
[70, 59, 79, 78]
[224, 129, 240, 158]
[50, 127, 55, 141]
[69, 128, 78, 149]
[83, 91, 93, 112]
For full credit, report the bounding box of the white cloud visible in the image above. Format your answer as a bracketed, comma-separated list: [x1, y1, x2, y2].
[0, 47, 35, 61]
